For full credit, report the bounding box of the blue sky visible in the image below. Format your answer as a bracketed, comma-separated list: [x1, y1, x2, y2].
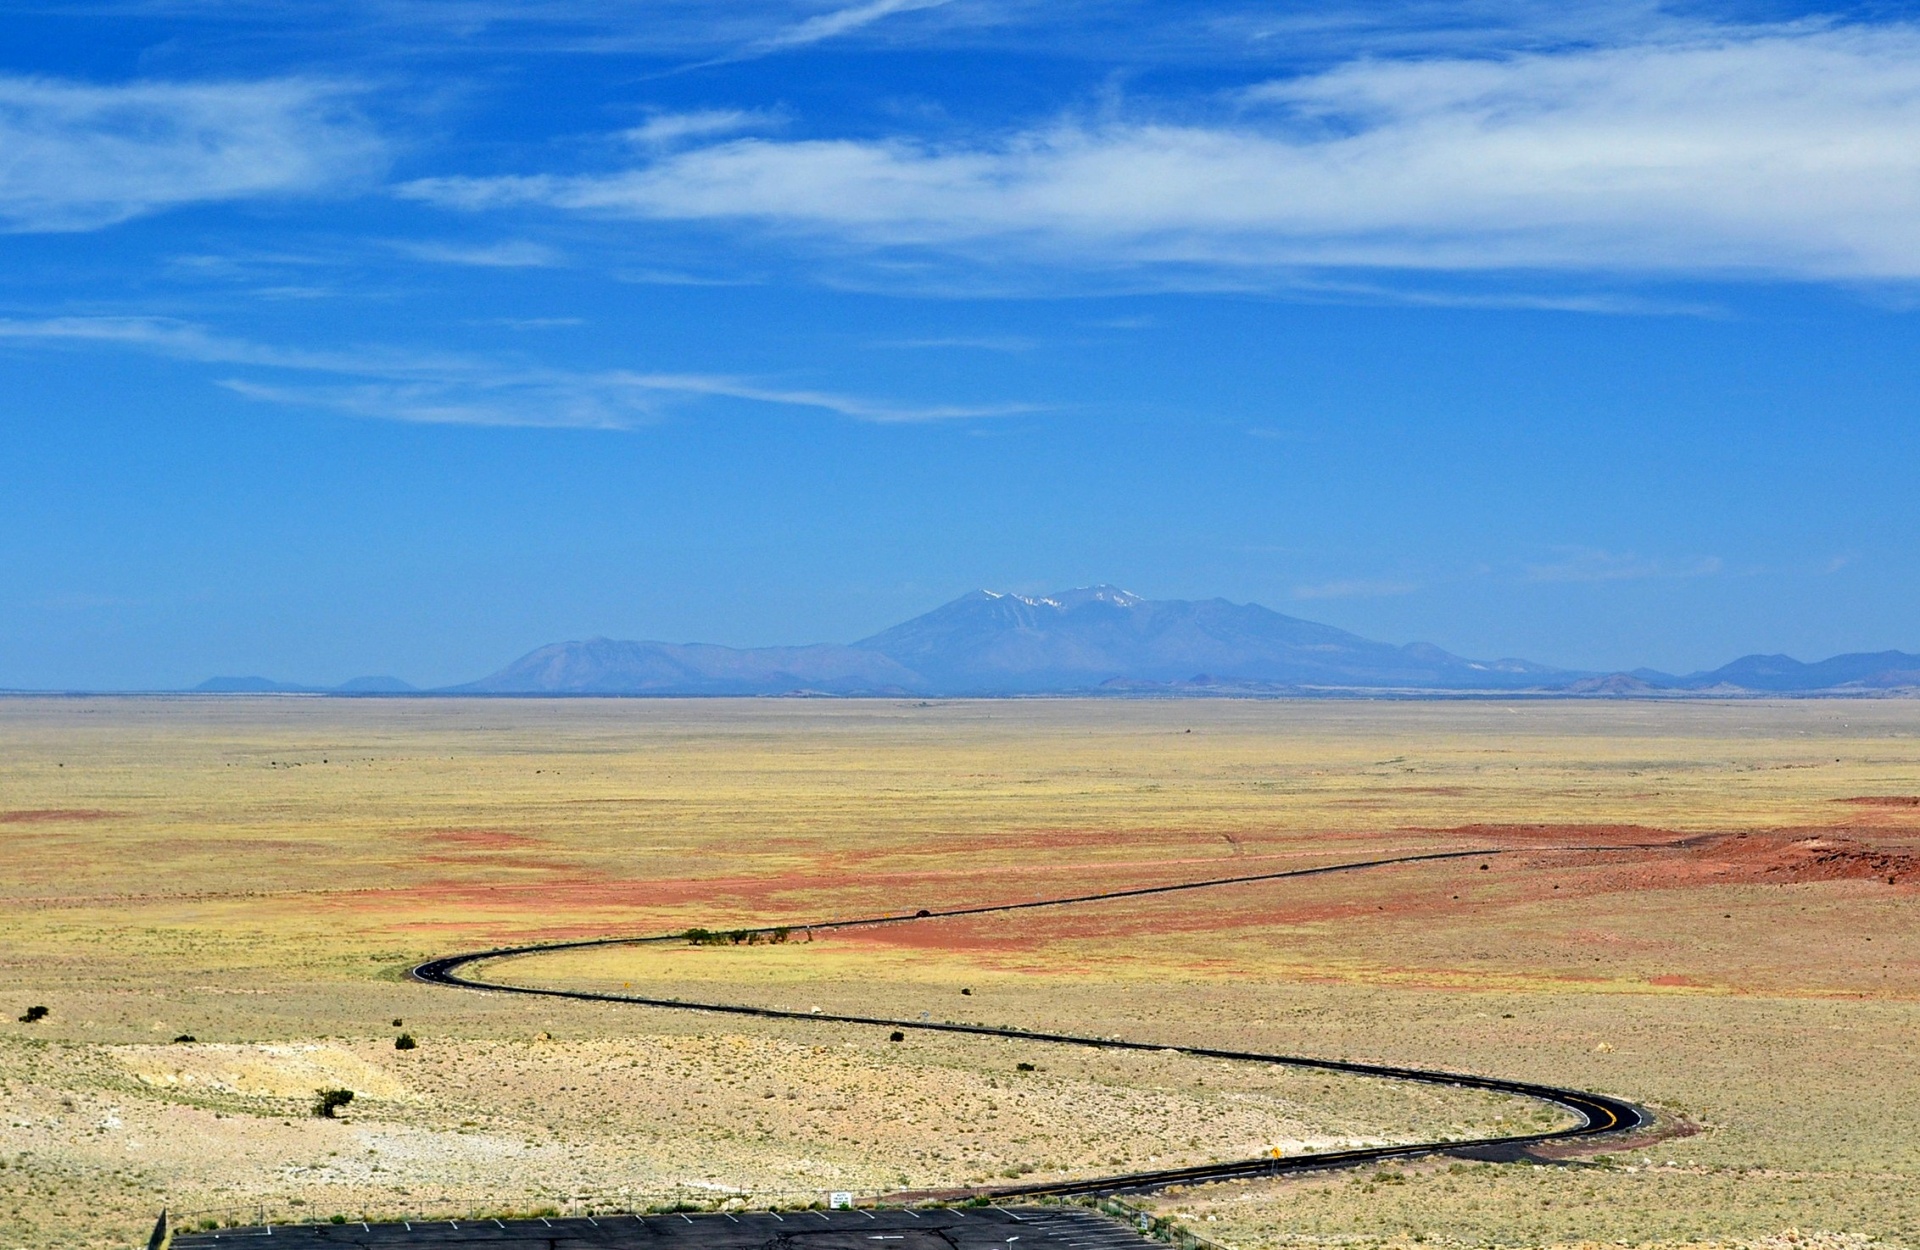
[3, 0, 1919, 688]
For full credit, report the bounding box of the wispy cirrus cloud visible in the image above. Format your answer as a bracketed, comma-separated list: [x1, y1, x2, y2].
[404, 24, 1920, 282]
[1290, 577, 1423, 600]
[670, 0, 960, 69]
[871, 334, 1038, 351]
[752, 0, 957, 52]
[0, 75, 381, 232]
[229, 368, 1036, 426]
[215, 376, 646, 429]
[1525, 549, 1725, 584]
[0, 315, 1034, 427]
[625, 109, 779, 147]
[393, 238, 565, 267]
[610, 369, 1034, 422]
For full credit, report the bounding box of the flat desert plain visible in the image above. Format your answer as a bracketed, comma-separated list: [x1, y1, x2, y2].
[0, 697, 1915, 1250]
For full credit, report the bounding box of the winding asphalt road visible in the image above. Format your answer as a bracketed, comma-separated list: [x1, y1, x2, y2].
[414, 846, 1657, 1198]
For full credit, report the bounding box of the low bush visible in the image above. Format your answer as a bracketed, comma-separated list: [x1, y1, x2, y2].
[312, 1087, 355, 1118]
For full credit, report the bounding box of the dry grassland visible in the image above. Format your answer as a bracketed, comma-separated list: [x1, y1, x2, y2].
[0, 696, 1915, 1250]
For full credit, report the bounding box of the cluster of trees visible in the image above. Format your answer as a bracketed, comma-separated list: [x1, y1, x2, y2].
[682, 926, 793, 946]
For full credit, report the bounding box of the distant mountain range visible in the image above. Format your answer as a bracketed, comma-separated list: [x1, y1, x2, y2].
[192, 675, 417, 694]
[193, 586, 1920, 697]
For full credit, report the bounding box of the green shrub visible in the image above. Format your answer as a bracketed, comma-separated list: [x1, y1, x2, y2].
[312, 1087, 355, 1118]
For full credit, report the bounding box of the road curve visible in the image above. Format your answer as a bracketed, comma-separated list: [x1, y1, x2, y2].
[414, 846, 1658, 1198]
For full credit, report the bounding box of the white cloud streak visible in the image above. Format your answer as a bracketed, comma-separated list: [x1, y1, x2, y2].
[754, 0, 956, 51]
[1291, 577, 1423, 600]
[872, 334, 1038, 351]
[0, 75, 382, 232]
[666, 0, 960, 71]
[607, 370, 1035, 422]
[405, 25, 1920, 280]
[394, 238, 565, 267]
[625, 109, 775, 147]
[0, 315, 1032, 427]
[1525, 549, 1725, 583]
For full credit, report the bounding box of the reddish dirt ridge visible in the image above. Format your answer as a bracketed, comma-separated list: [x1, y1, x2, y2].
[1638, 830, 1918, 887]
[0, 808, 123, 823]
[1430, 823, 1919, 887]
[1740, 835, 1919, 885]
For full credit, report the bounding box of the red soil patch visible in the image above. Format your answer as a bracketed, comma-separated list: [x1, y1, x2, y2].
[1713, 833, 1920, 885]
[1413, 822, 1918, 885]
[1836, 795, 1920, 807]
[828, 827, 1920, 958]
[0, 809, 122, 823]
[368, 821, 1917, 952]
[1423, 823, 1687, 847]
[414, 828, 547, 850]
[1526, 1110, 1702, 1161]
[904, 826, 1159, 854]
[356, 870, 852, 934]
[1490, 828, 1920, 890]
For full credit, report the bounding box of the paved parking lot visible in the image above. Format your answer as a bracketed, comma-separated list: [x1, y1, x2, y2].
[171, 1203, 1158, 1250]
